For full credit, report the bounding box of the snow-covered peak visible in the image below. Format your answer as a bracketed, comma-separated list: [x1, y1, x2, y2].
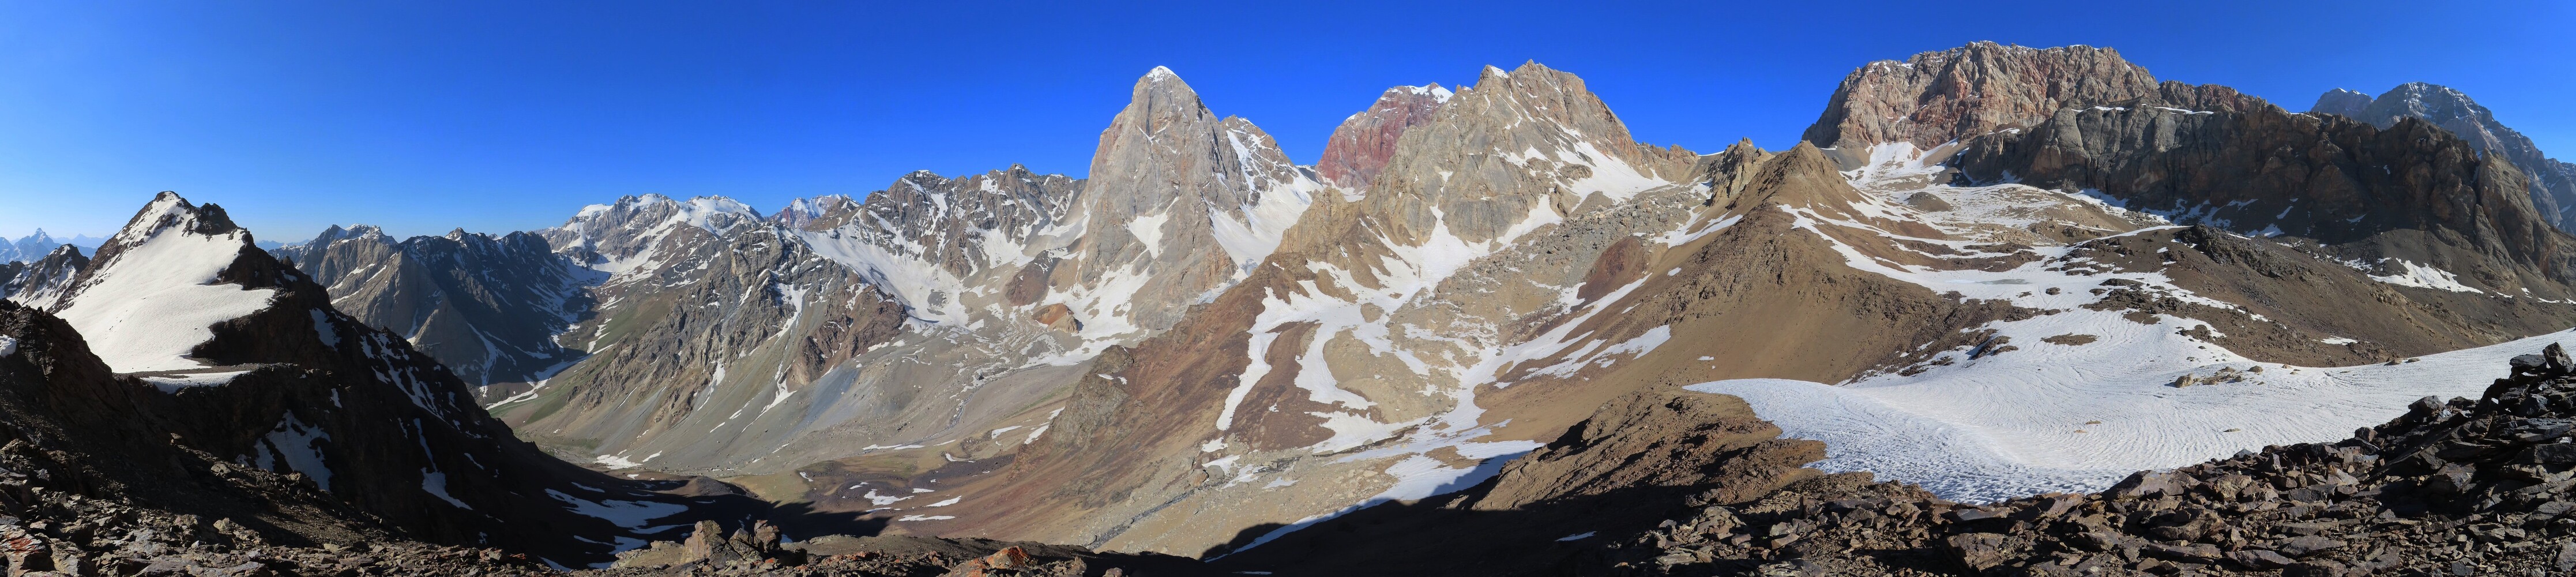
[55, 192, 279, 373]
[669, 196, 757, 233]
[337, 224, 389, 241]
[560, 194, 759, 235]
[1130, 65, 1202, 107]
[771, 194, 858, 228]
[114, 192, 204, 242]
[1400, 84, 1455, 103]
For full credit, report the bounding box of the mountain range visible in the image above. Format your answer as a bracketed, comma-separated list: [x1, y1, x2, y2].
[3, 41, 2575, 575]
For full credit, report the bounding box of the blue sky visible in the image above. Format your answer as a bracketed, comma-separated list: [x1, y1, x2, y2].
[0, 1, 2569, 241]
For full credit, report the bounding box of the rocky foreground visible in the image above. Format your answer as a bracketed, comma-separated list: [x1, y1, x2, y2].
[12, 350, 2576, 577]
[1601, 345, 2576, 576]
[0, 417, 1176, 576]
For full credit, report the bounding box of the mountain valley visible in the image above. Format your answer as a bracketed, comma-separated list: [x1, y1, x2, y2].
[6, 40, 2576, 575]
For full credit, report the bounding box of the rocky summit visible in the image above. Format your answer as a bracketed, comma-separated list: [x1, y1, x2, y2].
[5, 39, 2575, 576]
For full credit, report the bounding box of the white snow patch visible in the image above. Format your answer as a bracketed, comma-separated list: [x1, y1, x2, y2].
[2369, 259, 2483, 293]
[860, 489, 913, 506]
[1126, 209, 1171, 259]
[141, 370, 253, 393]
[545, 489, 686, 530]
[309, 310, 340, 349]
[261, 412, 333, 491]
[421, 470, 471, 509]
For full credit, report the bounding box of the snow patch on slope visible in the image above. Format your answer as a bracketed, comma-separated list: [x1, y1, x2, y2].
[1688, 142, 2544, 503]
[2367, 258, 2483, 293]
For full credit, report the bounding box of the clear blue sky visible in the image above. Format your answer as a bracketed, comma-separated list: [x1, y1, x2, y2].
[1, 1, 2569, 241]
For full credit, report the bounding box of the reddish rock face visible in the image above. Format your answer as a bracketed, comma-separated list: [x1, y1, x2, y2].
[1317, 84, 1451, 189]
[1030, 302, 1080, 332]
[1802, 42, 2164, 151]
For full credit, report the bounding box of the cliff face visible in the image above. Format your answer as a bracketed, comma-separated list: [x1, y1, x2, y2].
[2310, 83, 2576, 232]
[1952, 98, 2573, 287]
[1801, 42, 2263, 152]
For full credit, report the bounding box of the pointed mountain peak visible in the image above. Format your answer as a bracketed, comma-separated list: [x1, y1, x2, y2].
[1134, 66, 1195, 95]
[1123, 66, 1206, 118]
[112, 192, 244, 246]
[2311, 88, 2375, 118]
[52, 193, 276, 372]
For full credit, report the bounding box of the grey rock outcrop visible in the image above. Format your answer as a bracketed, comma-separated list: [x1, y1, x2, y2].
[0, 244, 87, 308]
[1476, 390, 1822, 512]
[1951, 94, 2570, 286]
[2310, 83, 2576, 231]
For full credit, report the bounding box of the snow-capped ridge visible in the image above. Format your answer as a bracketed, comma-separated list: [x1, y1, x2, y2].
[1400, 84, 1454, 103]
[51, 192, 279, 373]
